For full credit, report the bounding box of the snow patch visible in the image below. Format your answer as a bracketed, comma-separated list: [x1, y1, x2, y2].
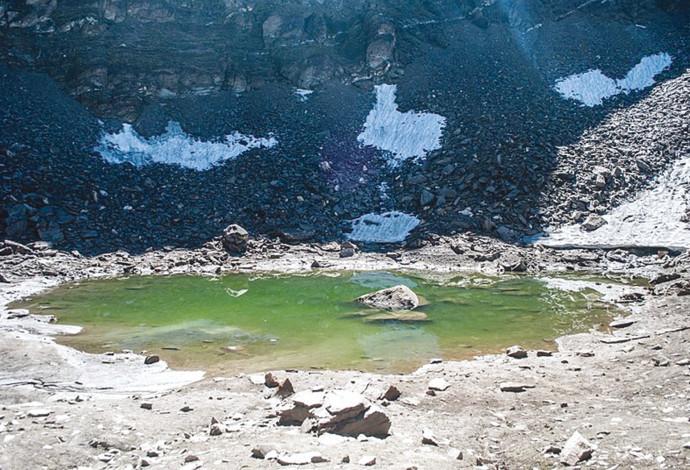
[538, 277, 644, 303]
[357, 84, 446, 165]
[347, 211, 420, 243]
[555, 52, 672, 106]
[536, 156, 690, 250]
[96, 121, 277, 171]
[294, 89, 313, 102]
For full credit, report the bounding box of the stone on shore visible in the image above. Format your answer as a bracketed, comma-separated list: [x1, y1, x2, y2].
[560, 431, 593, 465]
[222, 224, 249, 254]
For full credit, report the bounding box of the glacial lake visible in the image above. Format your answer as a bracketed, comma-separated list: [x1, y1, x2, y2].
[12, 271, 624, 374]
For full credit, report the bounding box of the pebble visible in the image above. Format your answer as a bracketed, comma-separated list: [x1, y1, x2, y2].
[27, 409, 52, 418]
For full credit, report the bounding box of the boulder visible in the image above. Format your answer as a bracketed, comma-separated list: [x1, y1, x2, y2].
[278, 390, 391, 437]
[355, 285, 420, 311]
[581, 215, 607, 232]
[560, 431, 593, 465]
[222, 224, 249, 253]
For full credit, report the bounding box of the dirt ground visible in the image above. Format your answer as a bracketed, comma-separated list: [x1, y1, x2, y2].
[1, 236, 689, 469]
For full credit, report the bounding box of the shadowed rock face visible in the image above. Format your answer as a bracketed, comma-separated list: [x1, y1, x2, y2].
[2, 0, 687, 121]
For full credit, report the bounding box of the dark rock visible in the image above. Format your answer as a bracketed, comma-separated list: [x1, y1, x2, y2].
[506, 345, 527, 359]
[380, 385, 401, 401]
[144, 355, 160, 365]
[222, 224, 249, 254]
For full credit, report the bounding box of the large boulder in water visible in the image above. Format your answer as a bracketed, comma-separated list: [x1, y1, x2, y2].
[222, 224, 248, 253]
[355, 285, 420, 311]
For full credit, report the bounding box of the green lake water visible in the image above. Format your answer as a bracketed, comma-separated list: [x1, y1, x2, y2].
[12, 272, 621, 374]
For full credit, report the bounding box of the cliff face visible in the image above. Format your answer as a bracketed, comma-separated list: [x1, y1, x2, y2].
[2, 0, 687, 121]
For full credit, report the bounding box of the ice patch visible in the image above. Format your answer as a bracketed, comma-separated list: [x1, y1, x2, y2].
[96, 121, 278, 171]
[536, 156, 690, 250]
[294, 89, 313, 102]
[357, 84, 446, 165]
[555, 52, 672, 106]
[347, 211, 420, 243]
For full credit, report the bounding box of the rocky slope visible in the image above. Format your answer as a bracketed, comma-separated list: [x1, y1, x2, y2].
[1, 0, 689, 254]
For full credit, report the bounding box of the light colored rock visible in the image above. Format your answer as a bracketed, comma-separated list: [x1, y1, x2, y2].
[252, 444, 278, 459]
[560, 431, 593, 465]
[277, 452, 327, 466]
[358, 455, 376, 466]
[27, 409, 52, 418]
[428, 378, 450, 391]
[355, 285, 420, 311]
[324, 390, 367, 422]
[363, 311, 429, 322]
[447, 448, 463, 460]
[293, 390, 325, 409]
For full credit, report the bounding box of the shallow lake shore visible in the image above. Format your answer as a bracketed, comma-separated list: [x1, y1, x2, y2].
[1, 236, 689, 468]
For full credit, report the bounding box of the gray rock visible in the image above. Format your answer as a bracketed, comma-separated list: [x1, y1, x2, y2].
[277, 452, 327, 466]
[560, 431, 593, 465]
[355, 285, 420, 311]
[252, 444, 278, 459]
[222, 224, 249, 253]
[581, 215, 607, 232]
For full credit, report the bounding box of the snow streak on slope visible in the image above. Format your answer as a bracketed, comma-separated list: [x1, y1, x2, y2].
[348, 211, 420, 243]
[357, 84, 446, 165]
[555, 52, 672, 106]
[538, 156, 690, 250]
[97, 122, 277, 171]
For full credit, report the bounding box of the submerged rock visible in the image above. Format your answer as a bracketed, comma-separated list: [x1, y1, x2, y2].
[355, 285, 420, 311]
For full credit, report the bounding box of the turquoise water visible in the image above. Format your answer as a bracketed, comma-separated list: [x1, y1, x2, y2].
[12, 272, 619, 373]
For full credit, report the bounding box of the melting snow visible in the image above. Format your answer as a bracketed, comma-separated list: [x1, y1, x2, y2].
[294, 89, 314, 102]
[347, 211, 420, 243]
[96, 121, 277, 171]
[536, 156, 690, 250]
[357, 84, 446, 165]
[555, 52, 672, 106]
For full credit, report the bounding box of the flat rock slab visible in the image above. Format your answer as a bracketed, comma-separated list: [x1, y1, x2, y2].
[500, 382, 536, 393]
[428, 378, 450, 391]
[355, 285, 420, 311]
[363, 311, 429, 322]
[277, 452, 328, 465]
[609, 318, 636, 328]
